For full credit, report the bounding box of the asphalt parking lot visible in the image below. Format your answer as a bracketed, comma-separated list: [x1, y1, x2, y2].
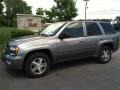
[0, 49, 120, 90]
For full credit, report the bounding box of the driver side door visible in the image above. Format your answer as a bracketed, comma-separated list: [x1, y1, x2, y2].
[57, 22, 86, 62]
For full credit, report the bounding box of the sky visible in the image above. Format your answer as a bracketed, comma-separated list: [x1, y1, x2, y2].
[24, 0, 120, 20]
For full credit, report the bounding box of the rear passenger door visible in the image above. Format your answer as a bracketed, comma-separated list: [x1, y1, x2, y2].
[84, 22, 103, 56]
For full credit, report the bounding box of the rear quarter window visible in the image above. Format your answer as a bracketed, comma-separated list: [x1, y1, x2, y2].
[100, 23, 116, 35]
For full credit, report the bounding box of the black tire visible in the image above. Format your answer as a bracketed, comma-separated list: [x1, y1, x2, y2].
[24, 52, 51, 78]
[97, 46, 112, 64]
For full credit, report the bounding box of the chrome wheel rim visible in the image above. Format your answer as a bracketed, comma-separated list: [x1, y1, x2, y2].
[31, 58, 47, 75]
[101, 49, 111, 62]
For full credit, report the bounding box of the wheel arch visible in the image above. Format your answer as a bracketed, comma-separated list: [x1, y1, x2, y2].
[101, 43, 114, 51]
[96, 42, 114, 57]
[23, 49, 54, 68]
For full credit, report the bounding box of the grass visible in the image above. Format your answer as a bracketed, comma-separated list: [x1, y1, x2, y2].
[0, 26, 16, 58]
[0, 26, 15, 43]
[0, 26, 35, 58]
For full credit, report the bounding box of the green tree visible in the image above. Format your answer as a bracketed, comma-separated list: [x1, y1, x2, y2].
[114, 16, 120, 31]
[36, 8, 44, 15]
[115, 16, 120, 21]
[53, 0, 77, 21]
[0, 0, 3, 15]
[36, 8, 47, 23]
[36, 0, 77, 23]
[36, 8, 55, 23]
[0, 0, 6, 26]
[4, 0, 32, 26]
[43, 8, 57, 22]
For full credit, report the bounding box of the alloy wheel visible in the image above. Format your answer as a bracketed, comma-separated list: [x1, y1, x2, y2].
[101, 49, 111, 62]
[31, 58, 47, 75]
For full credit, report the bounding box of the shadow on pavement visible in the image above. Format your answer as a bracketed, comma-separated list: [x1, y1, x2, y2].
[5, 57, 97, 78]
[5, 67, 26, 78]
[51, 57, 97, 72]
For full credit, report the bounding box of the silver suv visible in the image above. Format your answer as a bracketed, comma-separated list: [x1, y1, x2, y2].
[2, 21, 119, 78]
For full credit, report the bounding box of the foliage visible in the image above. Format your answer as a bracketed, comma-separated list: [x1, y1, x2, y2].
[4, 0, 32, 27]
[84, 19, 112, 22]
[11, 29, 34, 38]
[0, 27, 34, 57]
[114, 23, 120, 31]
[0, 15, 7, 26]
[0, 26, 14, 44]
[115, 16, 120, 21]
[53, 0, 77, 21]
[0, 27, 34, 44]
[100, 19, 112, 22]
[36, 8, 48, 23]
[0, 0, 4, 26]
[36, 8, 44, 15]
[0, 0, 3, 15]
[36, 0, 77, 23]
[114, 16, 120, 31]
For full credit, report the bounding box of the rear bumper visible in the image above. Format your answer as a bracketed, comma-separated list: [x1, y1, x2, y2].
[1, 51, 24, 69]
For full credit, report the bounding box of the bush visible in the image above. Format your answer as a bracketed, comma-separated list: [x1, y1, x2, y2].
[11, 29, 34, 38]
[0, 26, 14, 44]
[0, 16, 7, 26]
[114, 23, 120, 31]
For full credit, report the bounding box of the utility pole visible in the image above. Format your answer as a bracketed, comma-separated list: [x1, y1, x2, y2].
[83, 0, 89, 20]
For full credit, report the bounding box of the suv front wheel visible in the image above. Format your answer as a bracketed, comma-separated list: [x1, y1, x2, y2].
[98, 46, 112, 64]
[24, 53, 50, 78]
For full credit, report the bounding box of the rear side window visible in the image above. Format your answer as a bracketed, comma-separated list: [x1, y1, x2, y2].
[86, 22, 102, 36]
[62, 22, 84, 38]
[100, 23, 116, 35]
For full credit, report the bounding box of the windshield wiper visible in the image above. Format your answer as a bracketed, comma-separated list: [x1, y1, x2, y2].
[40, 33, 49, 37]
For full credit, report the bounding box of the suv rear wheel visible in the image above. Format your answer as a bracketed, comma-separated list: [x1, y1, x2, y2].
[24, 53, 50, 78]
[98, 46, 112, 64]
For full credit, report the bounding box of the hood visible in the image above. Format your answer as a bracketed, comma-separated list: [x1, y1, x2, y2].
[9, 35, 49, 45]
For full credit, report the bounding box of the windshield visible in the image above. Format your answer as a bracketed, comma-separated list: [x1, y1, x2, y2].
[40, 22, 65, 36]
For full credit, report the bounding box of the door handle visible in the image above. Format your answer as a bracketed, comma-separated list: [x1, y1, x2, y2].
[80, 40, 84, 43]
[100, 39, 103, 41]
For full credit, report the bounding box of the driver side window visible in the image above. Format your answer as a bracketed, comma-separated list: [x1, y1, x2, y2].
[61, 22, 84, 38]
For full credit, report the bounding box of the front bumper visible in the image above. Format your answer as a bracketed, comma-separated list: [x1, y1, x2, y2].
[1, 51, 24, 69]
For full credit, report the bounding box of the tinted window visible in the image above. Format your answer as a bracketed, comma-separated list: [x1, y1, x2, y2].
[61, 22, 84, 38]
[86, 22, 102, 36]
[100, 23, 116, 34]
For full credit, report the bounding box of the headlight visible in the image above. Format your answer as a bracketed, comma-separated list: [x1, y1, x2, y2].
[9, 46, 19, 56]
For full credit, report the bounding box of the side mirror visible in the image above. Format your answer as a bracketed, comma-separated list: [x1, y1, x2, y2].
[58, 33, 70, 39]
